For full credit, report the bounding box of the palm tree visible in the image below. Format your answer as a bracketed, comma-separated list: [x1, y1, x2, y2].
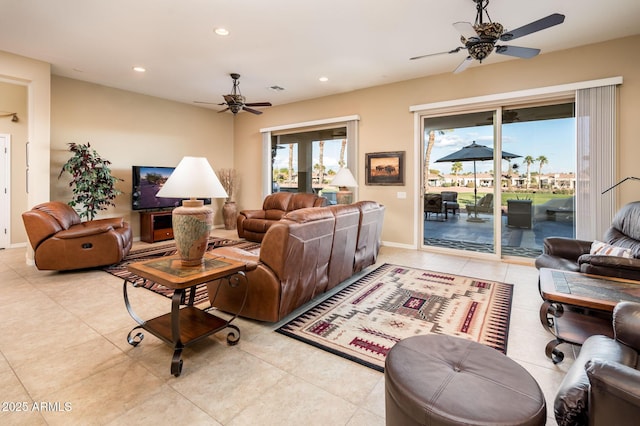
[318, 141, 325, 184]
[424, 130, 446, 192]
[288, 144, 294, 183]
[536, 155, 548, 189]
[339, 139, 346, 168]
[523, 155, 535, 189]
[451, 162, 463, 186]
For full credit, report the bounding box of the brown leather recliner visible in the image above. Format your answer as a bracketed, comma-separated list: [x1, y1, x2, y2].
[22, 201, 133, 271]
[535, 201, 640, 280]
[208, 207, 337, 322]
[236, 192, 327, 242]
[207, 201, 385, 322]
[354, 200, 386, 273]
[554, 301, 640, 426]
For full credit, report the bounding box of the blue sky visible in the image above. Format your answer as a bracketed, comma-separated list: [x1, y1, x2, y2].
[273, 117, 576, 176]
[431, 118, 576, 175]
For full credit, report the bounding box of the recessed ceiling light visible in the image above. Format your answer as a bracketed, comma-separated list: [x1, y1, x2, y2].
[215, 28, 230, 36]
[319, 76, 329, 82]
[133, 66, 146, 73]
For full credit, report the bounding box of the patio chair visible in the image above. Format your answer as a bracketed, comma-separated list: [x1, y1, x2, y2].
[465, 193, 493, 216]
[441, 191, 459, 216]
[424, 193, 446, 220]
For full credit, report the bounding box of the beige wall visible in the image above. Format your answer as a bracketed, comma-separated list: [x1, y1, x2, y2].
[233, 35, 640, 247]
[5, 35, 640, 248]
[50, 76, 234, 238]
[0, 50, 50, 247]
[0, 82, 28, 244]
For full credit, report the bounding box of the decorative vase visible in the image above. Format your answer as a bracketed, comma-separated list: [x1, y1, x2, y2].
[222, 201, 238, 230]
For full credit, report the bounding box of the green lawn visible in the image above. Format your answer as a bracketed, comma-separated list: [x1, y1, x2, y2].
[457, 191, 572, 207]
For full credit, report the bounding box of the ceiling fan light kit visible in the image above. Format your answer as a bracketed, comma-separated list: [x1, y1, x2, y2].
[411, 0, 565, 72]
[194, 73, 272, 115]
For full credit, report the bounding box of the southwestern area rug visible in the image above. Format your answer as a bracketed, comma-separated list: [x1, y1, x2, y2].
[276, 263, 513, 372]
[103, 237, 259, 305]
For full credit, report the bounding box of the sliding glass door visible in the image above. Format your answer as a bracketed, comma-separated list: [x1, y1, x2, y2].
[422, 102, 576, 258]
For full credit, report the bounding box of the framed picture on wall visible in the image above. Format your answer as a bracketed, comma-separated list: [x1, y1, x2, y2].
[365, 151, 405, 185]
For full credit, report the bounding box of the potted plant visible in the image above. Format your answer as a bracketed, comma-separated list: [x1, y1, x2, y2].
[58, 142, 122, 221]
[218, 168, 238, 230]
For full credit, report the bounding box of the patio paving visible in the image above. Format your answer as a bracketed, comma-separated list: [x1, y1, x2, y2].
[424, 211, 574, 258]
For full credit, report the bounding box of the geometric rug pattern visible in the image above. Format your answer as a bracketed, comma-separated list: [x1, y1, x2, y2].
[277, 263, 513, 372]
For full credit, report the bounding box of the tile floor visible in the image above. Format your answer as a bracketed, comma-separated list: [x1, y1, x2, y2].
[0, 229, 577, 425]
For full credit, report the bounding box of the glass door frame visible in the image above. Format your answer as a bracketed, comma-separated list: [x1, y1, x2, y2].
[419, 106, 504, 260]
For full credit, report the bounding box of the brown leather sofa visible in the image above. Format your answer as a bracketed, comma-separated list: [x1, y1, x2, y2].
[554, 301, 640, 426]
[236, 192, 327, 242]
[535, 201, 640, 280]
[22, 201, 133, 271]
[207, 201, 385, 322]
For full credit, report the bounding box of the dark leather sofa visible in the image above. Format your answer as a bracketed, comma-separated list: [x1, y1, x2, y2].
[207, 201, 385, 322]
[236, 192, 327, 242]
[22, 201, 133, 271]
[535, 201, 640, 280]
[554, 301, 640, 426]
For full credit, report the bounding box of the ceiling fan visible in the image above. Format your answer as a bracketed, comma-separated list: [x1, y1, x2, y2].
[195, 73, 272, 115]
[410, 0, 565, 73]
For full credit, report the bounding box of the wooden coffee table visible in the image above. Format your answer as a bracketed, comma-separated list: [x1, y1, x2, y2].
[538, 268, 640, 363]
[123, 253, 248, 376]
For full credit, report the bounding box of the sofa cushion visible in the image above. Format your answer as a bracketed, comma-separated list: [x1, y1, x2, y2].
[590, 240, 633, 258]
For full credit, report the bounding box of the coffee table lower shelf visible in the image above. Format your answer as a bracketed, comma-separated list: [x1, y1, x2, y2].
[540, 301, 613, 364]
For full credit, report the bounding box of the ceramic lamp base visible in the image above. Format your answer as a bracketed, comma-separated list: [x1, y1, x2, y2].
[336, 189, 353, 205]
[172, 199, 213, 266]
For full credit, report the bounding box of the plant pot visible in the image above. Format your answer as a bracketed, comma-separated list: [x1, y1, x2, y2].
[222, 201, 238, 230]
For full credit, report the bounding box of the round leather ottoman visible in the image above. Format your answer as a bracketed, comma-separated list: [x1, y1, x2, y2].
[385, 335, 546, 426]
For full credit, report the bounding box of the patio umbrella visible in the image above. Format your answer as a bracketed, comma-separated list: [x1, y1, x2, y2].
[435, 141, 521, 221]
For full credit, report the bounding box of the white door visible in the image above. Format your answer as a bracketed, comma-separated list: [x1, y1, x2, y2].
[0, 134, 10, 248]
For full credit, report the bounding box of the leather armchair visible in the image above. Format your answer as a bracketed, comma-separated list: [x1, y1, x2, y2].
[535, 201, 640, 280]
[237, 192, 327, 242]
[22, 201, 132, 271]
[554, 301, 640, 426]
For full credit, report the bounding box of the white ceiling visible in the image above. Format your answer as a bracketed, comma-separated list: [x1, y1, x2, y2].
[1, 0, 639, 110]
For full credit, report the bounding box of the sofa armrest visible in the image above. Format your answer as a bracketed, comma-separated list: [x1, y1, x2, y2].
[613, 301, 640, 352]
[543, 237, 592, 261]
[55, 223, 114, 239]
[239, 209, 266, 220]
[586, 359, 640, 424]
[579, 255, 640, 270]
[89, 217, 125, 228]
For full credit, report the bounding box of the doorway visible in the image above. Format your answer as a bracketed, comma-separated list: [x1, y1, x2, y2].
[421, 102, 576, 258]
[0, 134, 9, 248]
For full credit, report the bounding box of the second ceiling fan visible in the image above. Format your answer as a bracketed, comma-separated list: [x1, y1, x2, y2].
[196, 73, 272, 115]
[410, 0, 565, 73]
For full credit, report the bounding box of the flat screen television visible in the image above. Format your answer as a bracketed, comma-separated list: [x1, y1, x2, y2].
[131, 166, 211, 211]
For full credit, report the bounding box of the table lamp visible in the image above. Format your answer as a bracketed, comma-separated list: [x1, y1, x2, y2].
[156, 157, 228, 266]
[330, 167, 358, 204]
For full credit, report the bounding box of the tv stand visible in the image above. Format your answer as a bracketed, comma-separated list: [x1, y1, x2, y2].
[140, 211, 173, 243]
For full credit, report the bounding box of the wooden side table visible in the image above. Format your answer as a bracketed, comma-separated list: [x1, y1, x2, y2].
[123, 253, 248, 376]
[538, 268, 640, 363]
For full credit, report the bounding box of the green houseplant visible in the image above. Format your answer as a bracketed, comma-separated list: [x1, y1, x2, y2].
[58, 142, 122, 221]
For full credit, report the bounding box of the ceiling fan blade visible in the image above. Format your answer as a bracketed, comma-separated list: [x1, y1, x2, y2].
[243, 106, 263, 115]
[496, 45, 540, 58]
[500, 13, 565, 41]
[193, 101, 218, 105]
[453, 56, 473, 74]
[245, 102, 272, 107]
[410, 47, 462, 61]
[218, 107, 230, 113]
[453, 22, 479, 41]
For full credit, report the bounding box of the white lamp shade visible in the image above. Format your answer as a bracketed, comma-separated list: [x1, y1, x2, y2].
[156, 156, 228, 199]
[330, 167, 358, 188]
